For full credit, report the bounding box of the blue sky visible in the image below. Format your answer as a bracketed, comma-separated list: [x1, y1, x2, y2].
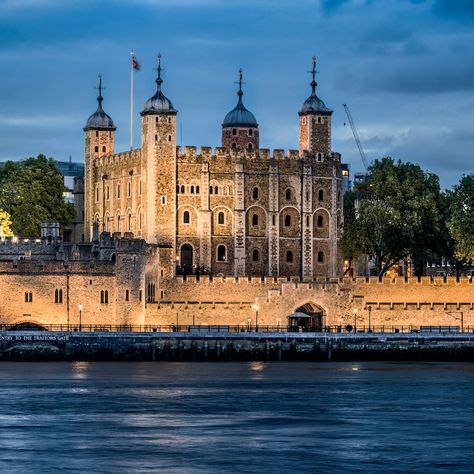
[0, 0, 473, 188]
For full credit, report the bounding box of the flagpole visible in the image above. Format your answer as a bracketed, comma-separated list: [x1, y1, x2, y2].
[130, 50, 134, 150]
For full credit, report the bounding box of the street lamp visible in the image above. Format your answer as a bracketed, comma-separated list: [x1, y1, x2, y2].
[368, 305, 372, 333]
[78, 304, 83, 332]
[353, 308, 358, 333]
[252, 304, 259, 332]
[247, 317, 252, 332]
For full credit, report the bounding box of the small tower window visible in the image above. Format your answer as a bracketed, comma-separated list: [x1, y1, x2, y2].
[102, 146, 106, 152]
[156, 117, 159, 123]
[248, 129, 253, 136]
[183, 211, 190, 224]
[106, 186, 110, 200]
[247, 143, 253, 150]
[128, 182, 131, 197]
[168, 117, 171, 124]
[96, 187, 99, 202]
[286, 250, 293, 263]
[128, 213, 132, 231]
[161, 196, 167, 205]
[116, 213, 121, 232]
[190, 185, 195, 194]
[272, 215, 276, 226]
[231, 143, 237, 149]
[95, 131, 99, 137]
[209, 186, 213, 195]
[252, 187, 259, 200]
[176, 185, 180, 194]
[196, 186, 200, 194]
[317, 152, 322, 162]
[214, 186, 218, 194]
[217, 245, 226, 262]
[94, 146, 99, 153]
[54, 289, 63, 304]
[181, 185, 185, 194]
[285, 188, 292, 201]
[155, 134, 158, 142]
[125, 289, 129, 302]
[318, 189, 324, 201]
[232, 128, 237, 136]
[318, 251, 324, 263]
[285, 215, 291, 227]
[252, 249, 260, 262]
[252, 214, 259, 226]
[317, 215, 324, 227]
[318, 116, 322, 124]
[168, 135, 172, 141]
[117, 184, 121, 199]
[306, 216, 310, 227]
[218, 211, 225, 225]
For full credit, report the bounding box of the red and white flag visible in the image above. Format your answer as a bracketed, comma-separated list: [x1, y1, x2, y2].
[132, 55, 140, 71]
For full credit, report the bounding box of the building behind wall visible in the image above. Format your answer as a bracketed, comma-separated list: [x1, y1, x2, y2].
[83, 57, 344, 279]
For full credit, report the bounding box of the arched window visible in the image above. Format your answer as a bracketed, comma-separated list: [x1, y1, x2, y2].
[248, 129, 253, 136]
[102, 146, 106, 152]
[318, 189, 324, 201]
[196, 186, 200, 194]
[95, 131, 99, 137]
[58, 289, 63, 303]
[209, 186, 213, 194]
[252, 249, 260, 262]
[176, 185, 180, 194]
[252, 214, 259, 226]
[190, 185, 195, 194]
[155, 134, 158, 142]
[248, 143, 253, 150]
[214, 186, 218, 194]
[286, 250, 293, 263]
[100, 290, 104, 304]
[117, 184, 121, 199]
[180, 185, 185, 194]
[105, 290, 109, 304]
[183, 211, 190, 224]
[252, 187, 259, 200]
[128, 213, 132, 231]
[125, 289, 129, 302]
[318, 251, 324, 263]
[232, 128, 237, 136]
[318, 116, 322, 124]
[317, 215, 324, 227]
[317, 152, 322, 161]
[116, 213, 121, 232]
[55, 289, 63, 304]
[168, 135, 172, 142]
[285, 188, 292, 201]
[218, 211, 225, 225]
[217, 245, 226, 262]
[285, 215, 291, 227]
[94, 146, 98, 152]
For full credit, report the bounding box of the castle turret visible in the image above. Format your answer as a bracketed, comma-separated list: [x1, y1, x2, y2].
[84, 75, 116, 241]
[222, 69, 259, 151]
[140, 54, 177, 247]
[298, 57, 332, 158]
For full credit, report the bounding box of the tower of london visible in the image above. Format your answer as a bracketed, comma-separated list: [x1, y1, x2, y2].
[83, 56, 343, 279]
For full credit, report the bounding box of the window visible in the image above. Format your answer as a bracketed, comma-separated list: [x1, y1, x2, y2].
[147, 283, 156, 303]
[318, 189, 324, 201]
[196, 186, 200, 194]
[100, 290, 109, 304]
[161, 196, 167, 205]
[252, 249, 260, 262]
[139, 212, 142, 229]
[317, 215, 324, 227]
[285, 215, 291, 227]
[214, 186, 218, 194]
[317, 152, 322, 162]
[128, 182, 131, 197]
[252, 214, 259, 226]
[209, 186, 213, 194]
[286, 250, 293, 263]
[139, 290, 142, 301]
[248, 129, 253, 137]
[252, 187, 259, 200]
[318, 116, 322, 124]
[116, 213, 121, 232]
[181, 185, 185, 194]
[285, 189, 292, 201]
[156, 117, 159, 123]
[190, 185, 194, 194]
[102, 146, 106, 152]
[139, 180, 142, 195]
[125, 290, 129, 302]
[218, 211, 225, 225]
[272, 215, 276, 226]
[155, 134, 158, 142]
[96, 187, 99, 202]
[128, 213, 132, 231]
[168, 135, 171, 141]
[54, 289, 63, 304]
[106, 186, 110, 200]
[217, 245, 226, 262]
[94, 146, 98, 152]
[232, 128, 237, 136]
[231, 143, 237, 149]
[176, 185, 180, 194]
[318, 251, 324, 263]
[117, 184, 121, 199]
[183, 211, 190, 224]
[306, 216, 310, 227]
[95, 131, 99, 137]
[24, 292, 33, 302]
[247, 143, 253, 150]
[168, 117, 171, 124]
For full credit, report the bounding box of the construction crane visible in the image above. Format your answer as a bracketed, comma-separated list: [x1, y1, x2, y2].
[342, 103, 368, 171]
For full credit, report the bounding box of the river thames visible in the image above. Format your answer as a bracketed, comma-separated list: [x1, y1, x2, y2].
[0, 361, 473, 473]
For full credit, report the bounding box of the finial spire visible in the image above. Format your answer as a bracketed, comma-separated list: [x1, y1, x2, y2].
[96, 73, 104, 107]
[235, 68, 245, 101]
[309, 55, 317, 95]
[155, 53, 163, 87]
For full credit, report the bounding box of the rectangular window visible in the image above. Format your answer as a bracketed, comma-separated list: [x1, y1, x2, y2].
[161, 196, 167, 205]
[125, 290, 129, 302]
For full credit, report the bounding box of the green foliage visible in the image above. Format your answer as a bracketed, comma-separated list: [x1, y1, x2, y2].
[0, 209, 13, 239]
[447, 174, 474, 262]
[341, 157, 450, 276]
[0, 154, 75, 238]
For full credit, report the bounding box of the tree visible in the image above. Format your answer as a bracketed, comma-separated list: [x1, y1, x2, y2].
[341, 158, 447, 276]
[447, 174, 474, 262]
[0, 209, 13, 239]
[0, 154, 75, 237]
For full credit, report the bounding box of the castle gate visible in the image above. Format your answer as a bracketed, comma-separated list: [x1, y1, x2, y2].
[180, 244, 194, 274]
[289, 302, 325, 332]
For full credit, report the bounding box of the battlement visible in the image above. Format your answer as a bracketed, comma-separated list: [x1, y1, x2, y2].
[94, 149, 142, 168]
[176, 146, 306, 161]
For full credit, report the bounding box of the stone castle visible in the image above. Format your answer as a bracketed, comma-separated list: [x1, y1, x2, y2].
[0, 56, 472, 332]
[83, 57, 343, 279]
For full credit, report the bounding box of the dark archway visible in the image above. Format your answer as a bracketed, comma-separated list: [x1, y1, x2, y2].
[9, 322, 48, 331]
[180, 244, 194, 274]
[289, 303, 325, 332]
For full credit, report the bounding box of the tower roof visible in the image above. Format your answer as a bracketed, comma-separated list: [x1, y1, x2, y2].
[299, 56, 332, 115]
[84, 75, 116, 131]
[141, 54, 177, 116]
[222, 69, 258, 128]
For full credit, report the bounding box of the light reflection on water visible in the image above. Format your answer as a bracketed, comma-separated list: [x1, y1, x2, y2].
[0, 361, 473, 473]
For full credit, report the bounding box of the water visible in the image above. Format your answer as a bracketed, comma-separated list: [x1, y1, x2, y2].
[0, 362, 473, 473]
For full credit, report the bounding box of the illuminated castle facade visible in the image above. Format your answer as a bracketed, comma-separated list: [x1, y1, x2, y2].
[83, 57, 343, 279]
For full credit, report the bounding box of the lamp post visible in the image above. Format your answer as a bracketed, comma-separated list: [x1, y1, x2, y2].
[353, 308, 358, 333]
[78, 304, 83, 332]
[247, 317, 252, 332]
[368, 305, 372, 333]
[252, 304, 259, 332]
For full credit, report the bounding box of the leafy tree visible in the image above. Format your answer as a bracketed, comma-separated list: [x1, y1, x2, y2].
[0, 154, 75, 237]
[341, 158, 448, 276]
[0, 209, 13, 239]
[447, 174, 474, 262]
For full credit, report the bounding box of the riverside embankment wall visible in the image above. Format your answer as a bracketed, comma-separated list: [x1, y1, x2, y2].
[3, 331, 474, 361]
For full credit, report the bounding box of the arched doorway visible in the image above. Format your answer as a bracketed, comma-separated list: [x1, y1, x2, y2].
[180, 244, 193, 275]
[288, 303, 324, 332]
[10, 322, 48, 331]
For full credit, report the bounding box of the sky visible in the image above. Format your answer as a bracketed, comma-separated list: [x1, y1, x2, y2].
[0, 0, 472, 189]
